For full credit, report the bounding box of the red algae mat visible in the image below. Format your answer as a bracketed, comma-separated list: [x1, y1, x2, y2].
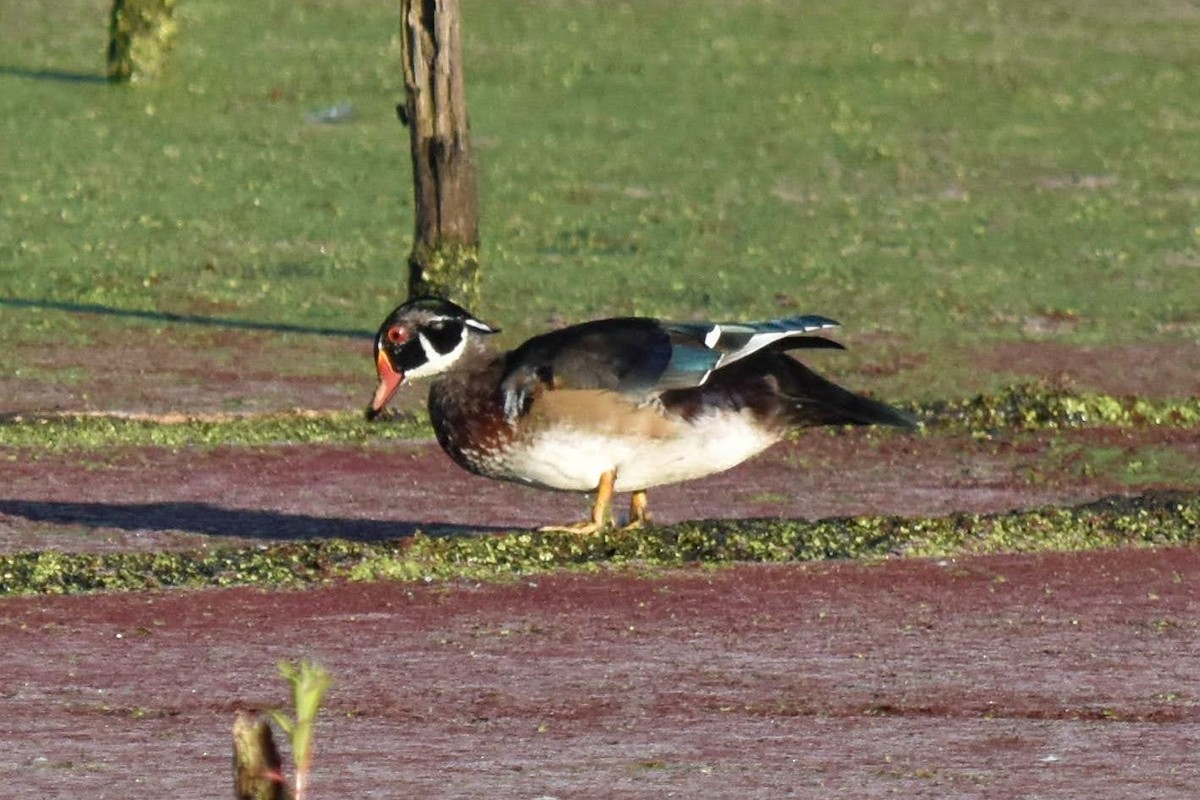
[4, 553, 1200, 798]
[2, 426, 1198, 553]
[3, 330, 1200, 797]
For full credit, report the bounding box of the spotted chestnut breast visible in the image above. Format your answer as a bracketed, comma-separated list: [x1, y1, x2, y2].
[426, 358, 517, 479]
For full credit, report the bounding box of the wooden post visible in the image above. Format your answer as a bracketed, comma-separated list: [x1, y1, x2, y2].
[399, 0, 482, 306]
[232, 713, 290, 800]
[107, 0, 178, 83]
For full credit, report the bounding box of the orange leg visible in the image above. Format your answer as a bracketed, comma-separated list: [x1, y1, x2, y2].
[622, 490, 650, 531]
[540, 470, 615, 534]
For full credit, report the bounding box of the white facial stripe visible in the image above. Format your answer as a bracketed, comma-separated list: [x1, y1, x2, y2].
[464, 317, 494, 332]
[704, 325, 721, 348]
[404, 329, 470, 380]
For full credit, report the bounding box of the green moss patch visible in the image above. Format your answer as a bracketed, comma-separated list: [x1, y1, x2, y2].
[0, 539, 392, 596]
[1, 386, 1197, 452]
[919, 384, 1200, 432]
[3, 491, 1196, 596]
[0, 410, 427, 451]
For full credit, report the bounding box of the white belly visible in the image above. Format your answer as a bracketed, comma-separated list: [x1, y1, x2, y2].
[500, 410, 780, 492]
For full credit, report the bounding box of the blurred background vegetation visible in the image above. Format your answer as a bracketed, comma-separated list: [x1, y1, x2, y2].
[2, 0, 1198, 407]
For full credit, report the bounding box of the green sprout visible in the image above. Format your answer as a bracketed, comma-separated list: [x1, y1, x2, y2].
[270, 660, 332, 800]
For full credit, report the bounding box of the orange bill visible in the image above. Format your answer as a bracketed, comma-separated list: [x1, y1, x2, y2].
[369, 349, 405, 416]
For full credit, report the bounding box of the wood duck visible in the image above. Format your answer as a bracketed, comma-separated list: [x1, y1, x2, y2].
[367, 297, 916, 533]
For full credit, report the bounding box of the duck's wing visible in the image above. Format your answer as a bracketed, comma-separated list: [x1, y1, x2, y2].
[498, 318, 689, 415]
[496, 315, 844, 420]
[666, 315, 842, 372]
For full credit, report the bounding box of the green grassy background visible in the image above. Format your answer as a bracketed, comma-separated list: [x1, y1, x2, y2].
[3, 0, 1199, 404]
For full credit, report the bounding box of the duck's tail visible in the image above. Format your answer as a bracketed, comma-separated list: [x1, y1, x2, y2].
[776, 355, 919, 430]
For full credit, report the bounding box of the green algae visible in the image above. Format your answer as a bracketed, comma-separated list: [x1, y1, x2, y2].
[918, 383, 1200, 433]
[0, 538, 402, 596]
[1, 386, 1197, 453]
[0, 410, 428, 451]
[2, 491, 1196, 596]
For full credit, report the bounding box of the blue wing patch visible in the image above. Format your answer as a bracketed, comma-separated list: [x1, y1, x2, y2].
[658, 344, 722, 389]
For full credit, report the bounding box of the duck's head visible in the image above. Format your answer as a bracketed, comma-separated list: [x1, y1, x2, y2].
[366, 296, 499, 420]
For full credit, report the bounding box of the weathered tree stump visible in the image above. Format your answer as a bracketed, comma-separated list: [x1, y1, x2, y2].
[399, 0, 482, 306]
[107, 0, 178, 83]
[232, 712, 290, 800]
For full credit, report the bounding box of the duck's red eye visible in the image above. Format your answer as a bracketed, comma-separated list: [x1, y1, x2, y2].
[386, 326, 408, 345]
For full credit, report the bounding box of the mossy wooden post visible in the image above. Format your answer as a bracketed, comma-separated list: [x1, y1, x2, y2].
[399, 0, 481, 305]
[232, 713, 290, 800]
[107, 0, 178, 83]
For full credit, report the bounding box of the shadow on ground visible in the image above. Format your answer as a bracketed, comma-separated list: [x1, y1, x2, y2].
[0, 296, 373, 339]
[0, 66, 108, 84]
[0, 499, 491, 542]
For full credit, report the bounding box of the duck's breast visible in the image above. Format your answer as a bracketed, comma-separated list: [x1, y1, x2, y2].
[505, 390, 781, 492]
